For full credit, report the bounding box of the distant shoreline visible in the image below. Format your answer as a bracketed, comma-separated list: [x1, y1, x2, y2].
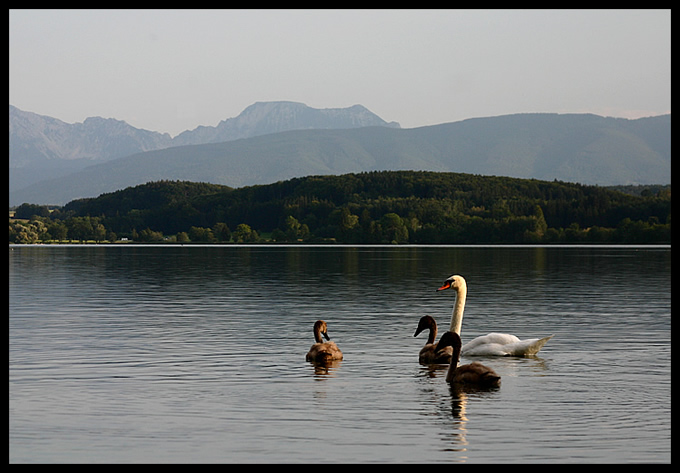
[9, 242, 671, 249]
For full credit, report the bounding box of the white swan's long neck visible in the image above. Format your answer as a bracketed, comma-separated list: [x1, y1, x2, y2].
[449, 281, 467, 335]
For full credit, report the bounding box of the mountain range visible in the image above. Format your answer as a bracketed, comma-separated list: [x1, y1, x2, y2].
[9, 101, 398, 194]
[9, 102, 670, 206]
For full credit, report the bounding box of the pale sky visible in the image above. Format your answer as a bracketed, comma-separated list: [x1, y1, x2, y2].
[9, 9, 671, 137]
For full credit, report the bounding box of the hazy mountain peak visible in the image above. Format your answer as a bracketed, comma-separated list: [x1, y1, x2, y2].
[9, 101, 401, 194]
[173, 101, 400, 145]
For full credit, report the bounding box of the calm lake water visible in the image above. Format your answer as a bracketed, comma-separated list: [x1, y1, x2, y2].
[9, 245, 670, 463]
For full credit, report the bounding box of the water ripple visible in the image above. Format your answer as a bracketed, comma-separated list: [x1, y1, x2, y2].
[10, 246, 670, 463]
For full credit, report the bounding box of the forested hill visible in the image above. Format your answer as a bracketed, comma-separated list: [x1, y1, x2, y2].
[10, 112, 671, 206]
[12, 171, 671, 244]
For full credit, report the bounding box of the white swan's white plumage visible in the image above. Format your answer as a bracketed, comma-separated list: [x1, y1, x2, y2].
[437, 275, 553, 357]
[461, 332, 553, 356]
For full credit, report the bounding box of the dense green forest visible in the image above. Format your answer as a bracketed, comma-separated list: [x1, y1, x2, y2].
[9, 171, 671, 244]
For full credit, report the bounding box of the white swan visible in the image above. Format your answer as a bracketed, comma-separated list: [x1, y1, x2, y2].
[437, 275, 553, 356]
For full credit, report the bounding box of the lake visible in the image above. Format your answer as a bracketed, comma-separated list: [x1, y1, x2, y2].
[9, 245, 670, 463]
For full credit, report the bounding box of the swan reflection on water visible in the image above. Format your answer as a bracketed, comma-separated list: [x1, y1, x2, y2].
[309, 359, 342, 377]
[417, 364, 478, 460]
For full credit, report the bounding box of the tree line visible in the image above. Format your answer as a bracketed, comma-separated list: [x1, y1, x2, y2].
[9, 171, 670, 244]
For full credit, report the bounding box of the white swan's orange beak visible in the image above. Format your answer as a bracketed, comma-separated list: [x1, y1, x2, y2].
[437, 281, 452, 291]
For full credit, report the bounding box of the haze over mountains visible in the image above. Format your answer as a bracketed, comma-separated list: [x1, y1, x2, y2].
[9, 102, 670, 206]
[10, 101, 398, 194]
